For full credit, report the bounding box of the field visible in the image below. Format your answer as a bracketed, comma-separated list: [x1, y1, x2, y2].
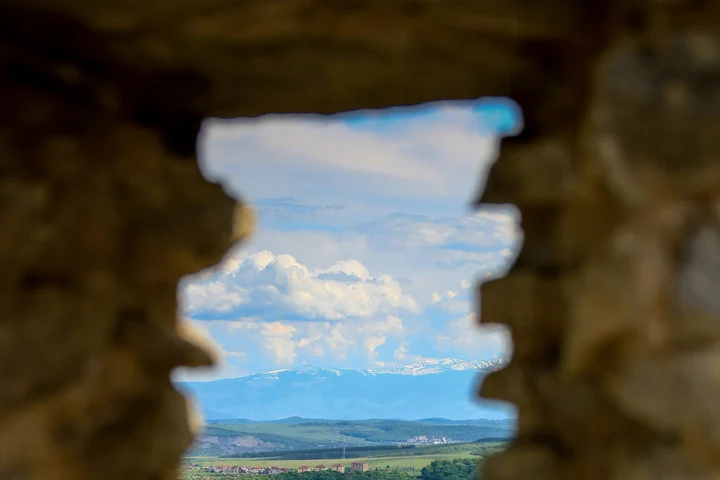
[188, 452, 475, 470]
[184, 441, 509, 473]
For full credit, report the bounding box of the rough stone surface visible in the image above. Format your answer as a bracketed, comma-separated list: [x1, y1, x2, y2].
[480, 6, 720, 480]
[1, 0, 719, 479]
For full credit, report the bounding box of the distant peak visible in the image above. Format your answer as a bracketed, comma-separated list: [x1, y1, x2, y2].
[250, 358, 507, 379]
[293, 365, 320, 374]
[368, 358, 507, 376]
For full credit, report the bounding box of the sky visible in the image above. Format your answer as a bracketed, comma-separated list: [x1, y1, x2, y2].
[176, 98, 523, 381]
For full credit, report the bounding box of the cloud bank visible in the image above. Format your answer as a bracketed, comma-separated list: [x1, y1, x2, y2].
[178, 99, 521, 380]
[181, 249, 420, 322]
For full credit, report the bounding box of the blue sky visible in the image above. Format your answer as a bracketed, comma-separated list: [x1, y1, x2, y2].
[177, 99, 523, 381]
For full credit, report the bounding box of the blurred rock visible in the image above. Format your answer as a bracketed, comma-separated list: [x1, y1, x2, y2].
[1, 0, 719, 479]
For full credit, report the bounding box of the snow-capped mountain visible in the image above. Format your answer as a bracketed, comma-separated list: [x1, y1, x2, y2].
[369, 358, 506, 376]
[177, 358, 513, 421]
[255, 358, 505, 378]
[262, 365, 344, 377]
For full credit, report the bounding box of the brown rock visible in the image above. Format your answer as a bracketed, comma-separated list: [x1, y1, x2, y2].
[1, 0, 719, 479]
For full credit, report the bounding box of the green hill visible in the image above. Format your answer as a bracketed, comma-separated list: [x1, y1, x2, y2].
[188, 419, 515, 457]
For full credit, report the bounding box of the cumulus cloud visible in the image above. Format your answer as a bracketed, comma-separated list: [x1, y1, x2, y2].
[242, 206, 521, 306]
[301, 315, 405, 363]
[394, 342, 411, 361]
[261, 322, 298, 366]
[392, 341, 437, 365]
[319, 323, 352, 360]
[197, 315, 408, 370]
[432, 290, 458, 304]
[436, 313, 512, 360]
[363, 336, 387, 363]
[180, 251, 416, 368]
[180, 249, 420, 322]
[181, 100, 523, 378]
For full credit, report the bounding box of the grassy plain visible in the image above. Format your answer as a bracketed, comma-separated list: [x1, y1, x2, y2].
[188, 452, 474, 470]
[198, 419, 515, 453]
[185, 441, 508, 472]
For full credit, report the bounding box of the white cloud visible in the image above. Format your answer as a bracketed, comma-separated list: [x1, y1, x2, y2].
[261, 322, 298, 366]
[394, 341, 410, 361]
[436, 313, 512, 359]
[363, 315, 405, 336]
[302, 315, 406, 363]
[208, 118, 443, 183]
[241, 207, 520, 307]
[228, 319, 261, 331]
[392, 341, 427, 362]
[430, 286, 472, 315]
[363, 335, 387, 363]
[201, 315, 409, 370]
[358, 209, 520, 251]
[262, 322, 297, 337]
[198, 103, 511, 205]
[180, 249, 420, 322]
[184, 101, 523, 377]
[182, 281, 249, 317]
[307, 343, 325, 357]
[321, 323, 352, 360]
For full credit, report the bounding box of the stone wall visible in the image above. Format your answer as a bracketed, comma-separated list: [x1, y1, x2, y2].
[1, 1, 718, 479]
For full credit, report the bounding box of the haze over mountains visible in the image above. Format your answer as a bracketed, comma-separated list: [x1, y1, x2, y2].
[178, 358, 514, 421]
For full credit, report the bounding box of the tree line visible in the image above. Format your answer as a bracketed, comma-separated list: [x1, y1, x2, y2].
[419, 459, 480, 480]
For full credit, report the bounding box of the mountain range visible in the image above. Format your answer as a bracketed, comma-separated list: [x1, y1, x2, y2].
[177, 358, 514, 421]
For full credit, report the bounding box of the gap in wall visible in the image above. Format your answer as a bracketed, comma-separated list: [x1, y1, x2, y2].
[174, 98, 524, 466]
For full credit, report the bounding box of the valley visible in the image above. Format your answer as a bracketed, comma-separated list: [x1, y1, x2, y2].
[182, 439, 509, 479]
[180, 358, 516, 478]
[187, 418, 515, 457]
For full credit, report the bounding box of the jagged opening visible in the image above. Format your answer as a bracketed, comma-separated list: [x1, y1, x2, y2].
[174, 98, 524, 472]
[4, 2, 718, 479]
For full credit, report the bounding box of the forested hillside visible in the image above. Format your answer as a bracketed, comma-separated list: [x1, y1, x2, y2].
[420, 459, 479, 480]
